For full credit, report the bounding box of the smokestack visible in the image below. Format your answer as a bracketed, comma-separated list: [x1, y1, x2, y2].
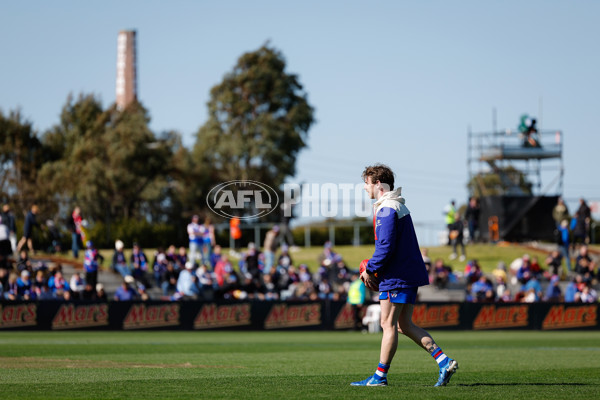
[116, 30, 137, 110]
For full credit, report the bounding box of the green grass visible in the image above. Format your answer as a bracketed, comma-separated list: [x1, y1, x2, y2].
[1, 330, 599, 399]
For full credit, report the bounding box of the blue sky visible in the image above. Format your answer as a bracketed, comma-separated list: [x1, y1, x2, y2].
[1, 1, 599, 244]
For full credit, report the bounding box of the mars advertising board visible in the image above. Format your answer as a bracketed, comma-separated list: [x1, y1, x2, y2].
[412, 304, 460, 328]
[472, 305, 529, 330]
[122, 303, 180, 330]
[0, 303, 37, 329]
[52, 303, 109, 330]
[542, 305, 597, 330]
[194, 303, 251, 329]
[264, 303, 321, 329]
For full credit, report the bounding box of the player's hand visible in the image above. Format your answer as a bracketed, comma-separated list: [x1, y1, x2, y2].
[361, 270, 379, 291]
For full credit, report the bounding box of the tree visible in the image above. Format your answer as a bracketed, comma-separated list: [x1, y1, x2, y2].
[0, 109, 44, 212]
[468, 165, 533, 197]
[193, 44, 314, 215]
[39, 95, 173, 224]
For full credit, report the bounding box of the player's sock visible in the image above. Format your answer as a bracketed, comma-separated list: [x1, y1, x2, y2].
[375, 362, 390, 379]
[431, 348, 449, 368]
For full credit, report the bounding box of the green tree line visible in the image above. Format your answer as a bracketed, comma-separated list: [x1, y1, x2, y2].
[0, 45, 314, 249]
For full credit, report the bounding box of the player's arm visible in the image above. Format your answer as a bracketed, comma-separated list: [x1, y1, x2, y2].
[368, 208, 398, 275]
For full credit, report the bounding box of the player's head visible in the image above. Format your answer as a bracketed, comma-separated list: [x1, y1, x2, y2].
[362, 164, 394, 190]
[362, 164, 394, 199]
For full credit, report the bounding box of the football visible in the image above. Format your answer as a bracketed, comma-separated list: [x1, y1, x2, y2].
[359, 259, 369, 275]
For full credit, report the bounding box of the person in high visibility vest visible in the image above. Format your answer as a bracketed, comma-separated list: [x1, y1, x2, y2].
[347, 272, 366, 331]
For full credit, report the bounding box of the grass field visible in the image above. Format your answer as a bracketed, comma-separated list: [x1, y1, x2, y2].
[1, 330, 599, 399]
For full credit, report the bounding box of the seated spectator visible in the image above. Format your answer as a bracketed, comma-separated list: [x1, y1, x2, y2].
[431, 258, 451, 289]
[176, 262, 200, 299]
[492, 263, 508, 299]
[112, 240, 130, 278]
[464, 259, 482, 284]
[564, 275, 582, 302]
[16, 270, 33, 300]
[470, 275, 494, 302]
[48, 270, 70, 296]
[210, 245, 223, 270]
[81, 283, 96, 300]
[262, 273, 279, 300]
[130, 243, 151, 288]
[114, 278, 138, 301]
[574, 245, 596, 282]
[578, 282, 598, 303]
[176, 246, 188, 270]
[165, 245, 177, 264]
[521, 275, 542, 302]
[153, 253, 168, 289]
[318, 241, 337, 266]
[16, 250, 32, 273]
[545, 250, 563, 279]
[529, 256, 543, 278]
[161, 262, 179, 296]
[298, 264, 312, 283]
[4, 272, 19, 300]
[498, 288, 512, 302]
[543, 275, 562, 302]
[69, 272, 86, 300]
[516, 254, 533, 285]
[96, 283, 108, 301]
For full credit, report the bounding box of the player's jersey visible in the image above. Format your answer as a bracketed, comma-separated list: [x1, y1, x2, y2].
[367, 188, 429, 291]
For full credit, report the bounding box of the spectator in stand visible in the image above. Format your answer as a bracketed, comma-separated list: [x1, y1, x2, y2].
[263, 225, 280, 275]
[262, 273, 279, 300]
[95, 283, 108, 301]
[16, 249, 32, 273]
[576, 198, 592, 244]
[199, 217, 216, 267]
[552, 197, 569, 229]
[543, 275, 562, 302]
[153, 252, 168, 289]
[470, 275, 494, 302]
[187, 215, 202, 266]
[545, 249, 564, 279]
[16, 204, 40, 254]
[347, 272, 366, 330]
[114, 278, 138, 301]
[69, 272, 86, 300]
[464, 259, 482, 284]
[570, 212, 587, 252]
[130, 243, 150, 288]
[81, 283, 96, 300]
[229, 217, 242, 254]
[298, 264, 312, 283]
[431, 258, 451, 289]
[161, 262, 179, 296]
[195, 265, 214, 299]
[16, 270, 33, 300]
[578, 282, 598, 303]
[448, 213, 466, 262]
[521, 274, 542, 302]
[0, 214, 12, 270]
[464, 197, 480, 243]
[4, 272, 19, 300]
[318, 241, 337, 266]
[277, 244, 293, 272]
[516, 254, 533, 286]
[421, 249, 432, 277]
[165, 245, 177, 264]
[210, 245, 223, 270]
[492, 263, 508, 300]
[32, 270, 46, 298]
[176, 246, 187, 270]
[529, 256, 543, 279]
[83, 241, 103, 289]
[244, 242, 261, 280]
[557, 220, 572, 272]
[112, 240, 130, 278]
[176, 262, 200, 299]
[1, 204, 17, 255]
[574, 245, 596, 282]
[48, 270, 69, 297]
[444, 200, 457, 245]
[68, 206, 84, 258]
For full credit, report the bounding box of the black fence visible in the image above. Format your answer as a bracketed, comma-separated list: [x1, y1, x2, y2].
[1, 300, 598, 331]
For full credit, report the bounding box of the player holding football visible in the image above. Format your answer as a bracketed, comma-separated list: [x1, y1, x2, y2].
[351, 164, 458, 387]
